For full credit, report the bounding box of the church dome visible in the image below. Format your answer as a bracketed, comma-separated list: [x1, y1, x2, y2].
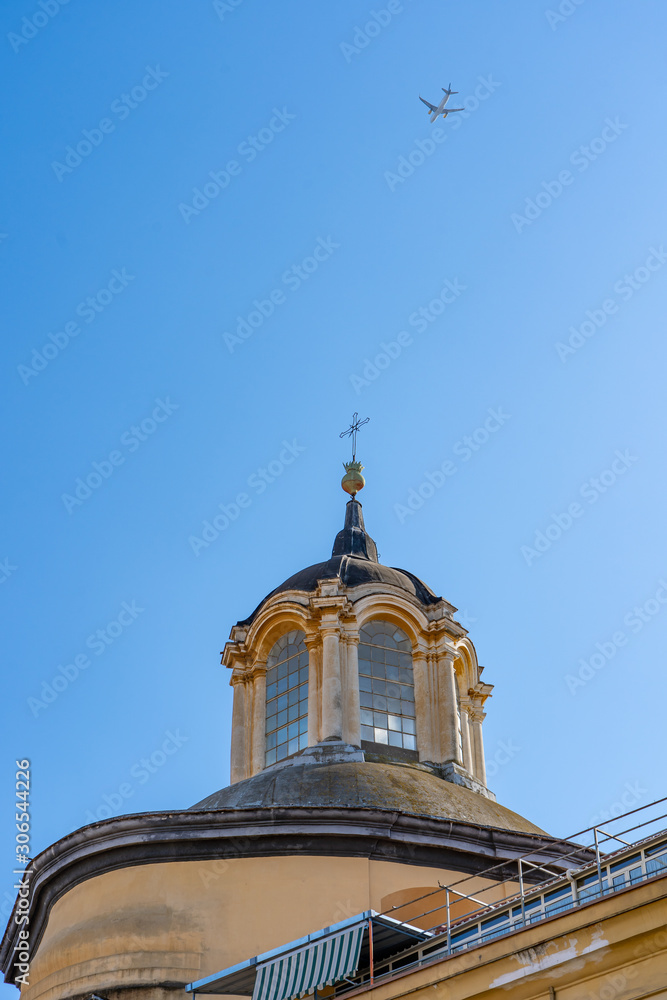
[238, 499, 442, 625]
[191, 759, 544, 836]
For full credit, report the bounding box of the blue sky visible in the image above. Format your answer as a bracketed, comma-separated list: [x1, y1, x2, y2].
[2, 0, 667, 956]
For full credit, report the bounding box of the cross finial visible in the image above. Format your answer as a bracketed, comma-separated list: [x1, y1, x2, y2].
[339, 412, 369, 462]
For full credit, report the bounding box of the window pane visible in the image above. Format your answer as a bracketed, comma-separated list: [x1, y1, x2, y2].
[266, 630, 308, 765]
[359, 620, 416, 754]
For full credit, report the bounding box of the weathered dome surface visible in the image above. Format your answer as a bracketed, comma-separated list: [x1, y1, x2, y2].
[239, 500, 442, 625]
[190, 761, 545, 836]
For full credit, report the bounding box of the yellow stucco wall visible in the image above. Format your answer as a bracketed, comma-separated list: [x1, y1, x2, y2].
[23, 855, 514, 1000]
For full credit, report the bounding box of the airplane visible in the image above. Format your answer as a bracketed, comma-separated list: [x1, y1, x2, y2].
[419, 84, 465, 123]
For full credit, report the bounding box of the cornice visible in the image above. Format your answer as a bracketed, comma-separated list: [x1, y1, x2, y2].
[0, 807, 593, 985]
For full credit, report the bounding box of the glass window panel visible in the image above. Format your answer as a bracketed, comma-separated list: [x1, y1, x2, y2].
[266, 731, 277, 750]
[299, 666, 308, 683]
[266, 749, 277, 765]
[277, 661, 288, 679]
[361, 725, 374, 741]
[298, 716, 308, 734]
[360, 709, 374, 725]
[288, 704, 299, 722]
[277, 693, 288, 712]
[277, 676, 288, 694]
[288, 688, 299, 705]
[288, 721, 299, 739]
[358, 621, 416, 754]
[298, 732, 308, 749]
[276, 709, 288, 728]
[288, 737, 300, 754]
[360, 690, 373, 708]
[266, 683, 277, 700]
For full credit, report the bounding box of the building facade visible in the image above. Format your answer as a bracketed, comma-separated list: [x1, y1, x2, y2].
[3, 491, 666, 1000]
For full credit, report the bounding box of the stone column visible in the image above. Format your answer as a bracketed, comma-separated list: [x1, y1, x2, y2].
[438, 651, 463, 765]
[469, 709, 487, 786]
[460, 706, 473, 774]
[342, 633, 361, 746]
[250, 665, 266, 776]
[412, 650, 434, 761]
[230, 673, 248, 784]
[321, 621, 343, 739]
[305, 634, 321, 745]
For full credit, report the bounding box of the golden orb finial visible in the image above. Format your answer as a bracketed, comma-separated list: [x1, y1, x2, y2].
[341, 460, 365, 498]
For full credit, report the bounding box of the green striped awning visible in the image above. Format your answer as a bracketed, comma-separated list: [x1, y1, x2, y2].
[252, 924, 365, 1000]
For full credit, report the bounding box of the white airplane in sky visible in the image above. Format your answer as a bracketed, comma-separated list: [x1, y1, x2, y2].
[419, 84, 464, 123]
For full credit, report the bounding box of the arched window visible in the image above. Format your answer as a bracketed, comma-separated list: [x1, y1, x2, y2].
[358, 620, 416, 751]
[265, 630, 308, 766]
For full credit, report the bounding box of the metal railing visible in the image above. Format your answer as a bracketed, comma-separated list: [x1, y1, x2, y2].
[332, 796, 667, 995]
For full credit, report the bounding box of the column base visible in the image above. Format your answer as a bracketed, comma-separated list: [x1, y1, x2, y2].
[425, 760, 497, 801]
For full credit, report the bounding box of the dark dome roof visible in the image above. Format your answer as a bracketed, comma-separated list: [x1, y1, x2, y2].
[239, 499, 441, 625]
[191, 760, 544, 835]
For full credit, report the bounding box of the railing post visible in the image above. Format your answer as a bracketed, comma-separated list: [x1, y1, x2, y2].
[446, 888, 451, 954]
[594, 826, 604, 897]
[518, 859, 525, 926]
[368, 918, 374, 986]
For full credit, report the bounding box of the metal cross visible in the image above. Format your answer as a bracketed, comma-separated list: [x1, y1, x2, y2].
[339, 412, 369, 462]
